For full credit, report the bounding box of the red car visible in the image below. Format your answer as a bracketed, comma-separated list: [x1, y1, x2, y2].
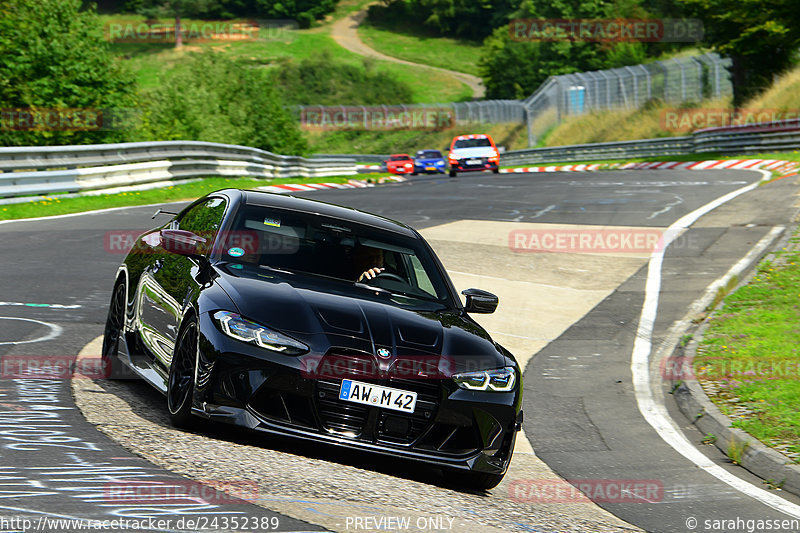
[385, 154, 415, 175]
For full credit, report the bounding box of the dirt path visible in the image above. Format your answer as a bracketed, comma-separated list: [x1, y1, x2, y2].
[330, 8, 485, 99]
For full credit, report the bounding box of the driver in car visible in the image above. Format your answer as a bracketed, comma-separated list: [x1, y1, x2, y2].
[353, 245, 386, 281]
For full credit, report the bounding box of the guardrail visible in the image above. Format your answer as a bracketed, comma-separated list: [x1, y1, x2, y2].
[501, 136, 695, 166]
[0, 141, 357, 198]
[311, 153, 389, 163]
[500, 119, 800, 165]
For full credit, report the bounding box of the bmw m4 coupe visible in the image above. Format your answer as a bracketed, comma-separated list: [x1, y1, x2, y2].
[102, 189, 522, 489]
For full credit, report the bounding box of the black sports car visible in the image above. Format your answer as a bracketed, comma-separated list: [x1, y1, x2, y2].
[102, 189, 522, 489]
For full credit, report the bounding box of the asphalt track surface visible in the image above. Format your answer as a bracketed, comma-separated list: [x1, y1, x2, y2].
[0, 169, 799, 532]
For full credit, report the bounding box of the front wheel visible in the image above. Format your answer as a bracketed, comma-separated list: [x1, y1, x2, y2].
[168, 317, 199, 428]
[101, 282, 127, 379]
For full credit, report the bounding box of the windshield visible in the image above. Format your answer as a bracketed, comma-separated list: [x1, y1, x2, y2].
[416, 150, 442, 159]
[389, 155, 411, 161]
[453, 138, 492, 149]
[221, 204, 455, 309]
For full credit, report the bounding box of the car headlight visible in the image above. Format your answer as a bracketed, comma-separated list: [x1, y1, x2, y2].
[435, 160, 444, 166]
[404, 163, 413, 168]
[213, 311, 308, 355]
[452, 367, 516, 392]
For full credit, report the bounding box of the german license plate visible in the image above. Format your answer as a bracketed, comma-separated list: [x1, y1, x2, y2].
[339, 379, 417, 413]
[467, 158, 482, 165]
[426, 166, 436, 171]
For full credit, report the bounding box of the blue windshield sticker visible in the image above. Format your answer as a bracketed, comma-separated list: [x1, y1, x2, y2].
[228, 247, 245, 257]
[263, 217, 281, 227]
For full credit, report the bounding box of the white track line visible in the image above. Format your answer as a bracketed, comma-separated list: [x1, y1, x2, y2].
[631, 169, 800, 517]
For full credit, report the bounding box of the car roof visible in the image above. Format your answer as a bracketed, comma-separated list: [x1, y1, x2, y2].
[454, 134, 491, 140]
[390, 153, 411, 158]
[223, 189, 418, 237]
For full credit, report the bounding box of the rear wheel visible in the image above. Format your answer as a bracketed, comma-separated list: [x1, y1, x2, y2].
[101, 282, 127, 379]
[492, 168, 500, 174]
[449, 170, 457, 177]
[168, 317, 199, 428]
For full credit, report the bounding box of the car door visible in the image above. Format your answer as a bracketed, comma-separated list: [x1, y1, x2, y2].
[137, 196, 227, 370]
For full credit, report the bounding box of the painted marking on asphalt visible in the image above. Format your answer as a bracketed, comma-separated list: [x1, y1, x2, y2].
[0, 317, 62, 345]
[631, 169, 800, 517]
[647, 196, 684, 220]
[531, 205, 556, 219]
[0, 302, 81, 309]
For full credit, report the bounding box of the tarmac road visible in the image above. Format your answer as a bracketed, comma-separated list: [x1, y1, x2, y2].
[2, 168, 799, 532]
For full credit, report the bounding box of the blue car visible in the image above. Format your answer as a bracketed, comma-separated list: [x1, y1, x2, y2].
[413, 150, 446, 175]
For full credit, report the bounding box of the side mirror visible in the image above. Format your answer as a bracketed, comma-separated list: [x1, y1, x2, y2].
[159, 229, 207, 257]
[462, 288, 498, 314]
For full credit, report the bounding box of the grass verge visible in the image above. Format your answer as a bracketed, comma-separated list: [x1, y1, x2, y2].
[695, 230, 800, 462]
[0, 176, 354, 222]
[357, 19, 482, 76]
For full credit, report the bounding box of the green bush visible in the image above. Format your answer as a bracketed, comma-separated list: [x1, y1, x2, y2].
[270, 52, 414, 106]
[136, 52, 307, 155]
[0, 0, 137, 146]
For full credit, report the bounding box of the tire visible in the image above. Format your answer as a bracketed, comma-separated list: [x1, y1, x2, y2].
[101, 282, 128, 380]
[449, 170, 457, 177]
[446, 470, 505, 491]
[492, 168, 500, 174]
[168, 316, 199, 428]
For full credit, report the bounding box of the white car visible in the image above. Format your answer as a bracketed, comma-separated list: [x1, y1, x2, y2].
[447, 134, 500, 177]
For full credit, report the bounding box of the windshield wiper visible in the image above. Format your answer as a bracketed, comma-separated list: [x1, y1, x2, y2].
[258, 264, 294, 275]
[353, 282, 392, 295]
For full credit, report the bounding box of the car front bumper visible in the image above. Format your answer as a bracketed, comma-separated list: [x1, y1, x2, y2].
[193, 324, 522, 475]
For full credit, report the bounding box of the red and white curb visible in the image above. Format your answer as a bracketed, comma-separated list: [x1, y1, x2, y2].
[256, 176, 405, 194]
[356, 164, 382, 170]
[500, 159, 799, 178]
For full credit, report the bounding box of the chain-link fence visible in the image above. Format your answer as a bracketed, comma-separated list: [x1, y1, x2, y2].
[524, 52, 732, 145]
[297, 53, 732, 148]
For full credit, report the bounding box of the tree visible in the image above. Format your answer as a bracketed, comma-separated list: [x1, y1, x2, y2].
[137, 0, 218, 47]
[375, 0, 517, 41]
[0, 0, 137, 146]
[678, 0, 800, 105]
[137, 52, 307, 155]
[478, 0, 609, 99]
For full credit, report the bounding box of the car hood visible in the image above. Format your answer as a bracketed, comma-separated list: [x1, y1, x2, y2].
[450, 147, 495, 158]
[213, 265, 510, 372]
